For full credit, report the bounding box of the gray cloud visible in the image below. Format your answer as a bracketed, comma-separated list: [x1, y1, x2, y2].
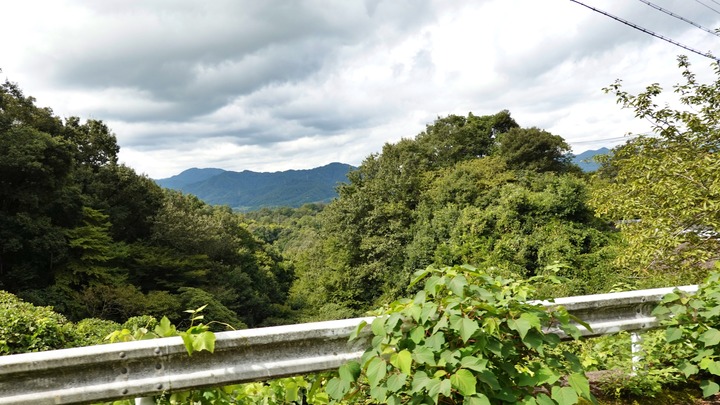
[3, 0, 719, 177]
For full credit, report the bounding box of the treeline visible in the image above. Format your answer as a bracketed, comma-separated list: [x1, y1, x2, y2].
[0, 80, 291, 328]
[247, 111, 622, 321]
[2, 55, 718, 333]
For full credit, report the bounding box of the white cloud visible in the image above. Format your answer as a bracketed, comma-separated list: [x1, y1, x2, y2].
[2, 0, 719, 178]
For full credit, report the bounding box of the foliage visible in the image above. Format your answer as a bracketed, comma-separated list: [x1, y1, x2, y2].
[652, 269, 720, 397]
[592, 56, 720, 286]
[327, 265, 596, 404]
[495, 127, 578, 173]
[0, 290, 79, 354]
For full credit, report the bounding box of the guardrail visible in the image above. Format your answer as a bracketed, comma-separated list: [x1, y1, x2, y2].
[0, 285, 698, 404]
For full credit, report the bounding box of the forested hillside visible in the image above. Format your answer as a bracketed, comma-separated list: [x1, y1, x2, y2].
[0, 80, 292, 328]
[156, 163, 354, 211]
[2, 56, 720, 403]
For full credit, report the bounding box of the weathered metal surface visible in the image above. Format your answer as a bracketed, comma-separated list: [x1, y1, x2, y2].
[540, 284, 698, 337]
[0, 285, 698, 404]
[0, 317, 375, 405]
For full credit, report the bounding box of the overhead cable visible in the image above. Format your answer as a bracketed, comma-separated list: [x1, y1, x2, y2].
[569, 0, 718, 61]
[636, 0, 720, 38]
[693, 0, 720, 16]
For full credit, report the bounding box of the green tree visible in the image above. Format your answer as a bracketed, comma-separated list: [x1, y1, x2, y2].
[591, 56, 720, 286]
[494, 127, 577, 173]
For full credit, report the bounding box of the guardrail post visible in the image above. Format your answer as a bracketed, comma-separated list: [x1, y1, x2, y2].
[135, 397, 155, 405]
[631, 332, 643, 374]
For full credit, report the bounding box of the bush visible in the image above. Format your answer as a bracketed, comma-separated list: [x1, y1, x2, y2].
[0, 290, 79, 354]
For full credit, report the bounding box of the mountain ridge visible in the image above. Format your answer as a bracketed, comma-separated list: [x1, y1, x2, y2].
[155, 162, 355, 211]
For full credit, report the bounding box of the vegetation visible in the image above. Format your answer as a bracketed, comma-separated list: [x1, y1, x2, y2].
[2, 55, 720, 403]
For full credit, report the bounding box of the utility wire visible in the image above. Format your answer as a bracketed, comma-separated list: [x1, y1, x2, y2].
[709, 0, 720, 7]
[637, 0, 720, 38]
[694, 0, 720, 16]
[569, 0, 718, 61]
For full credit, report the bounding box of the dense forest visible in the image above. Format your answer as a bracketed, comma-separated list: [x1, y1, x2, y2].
[2, 56, 720, 403]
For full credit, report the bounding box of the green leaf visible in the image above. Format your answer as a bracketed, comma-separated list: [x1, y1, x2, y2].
[366, 357, 387, 388]
[439, 378, 452, 398]
[385, 373, 407, 392]
[410, 326, 425, 343]
[325, 377, 350, 400]
[567, 373, 591, 400]
[370, 385, 387, 402]
[551, 386, 578, 405]
[412, 346, 436, 366]
[449, 275, 468, 297]
[411, 371, 432, 393]
[371, 317, 387, 337]
[450, 315, 479, 343]
[700, 328, 720, 347]
[349, 320, 367, 341]
[339, 361, 361, 382]
[508, 317, 532, 339]
[665, 327, 683, 343]
[701, 380, 720, 397]
[460, 356, 488, 372]
[700, 358, 720, 376]
[193, 331, 215, 353]
[678, 360, 699, 377]
[397, 349, 413, 375]
[464, 394, 491, 405]
[535, 393, 555, 405]
[154, 316, 177, 337]
[450, 369, 477, 396]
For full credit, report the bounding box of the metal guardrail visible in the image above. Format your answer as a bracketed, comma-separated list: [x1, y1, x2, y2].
[0, 285, 699, 404]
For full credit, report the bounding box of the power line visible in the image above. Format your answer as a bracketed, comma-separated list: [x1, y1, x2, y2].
[636, 0, 720, 38]
[709, 0, 720, 7]
[693, 0, 720, 16]
[569, 0, 718, 61]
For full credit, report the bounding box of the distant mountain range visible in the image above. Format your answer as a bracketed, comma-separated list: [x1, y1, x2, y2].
[155, 162, 355, 211]
[156, 148, 610, 211]
[572, 147, 610, 172]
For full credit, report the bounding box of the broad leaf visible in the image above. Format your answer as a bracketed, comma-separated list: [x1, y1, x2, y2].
[450, 369, 477, 396]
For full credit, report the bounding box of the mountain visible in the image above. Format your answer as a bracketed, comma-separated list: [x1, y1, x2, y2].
[572, 147, 611, 172]
[155, 162, 355, 211]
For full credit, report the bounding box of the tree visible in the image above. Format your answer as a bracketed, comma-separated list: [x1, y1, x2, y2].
[494, 127, 577, 173]
[591, 56, 720, 286]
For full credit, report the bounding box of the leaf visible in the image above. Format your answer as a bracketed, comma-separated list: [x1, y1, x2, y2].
[700, 358, 720, 376]
[397, 349, 413, 375]
[193, 331, 215, 353]
[349, 320, 367, 341]
[700, 328, 720, 347]
[567, 373, 591, 400]
[464, 394, 491, 405]
[325, 377, 350, 400]
[449, 274, 468, 297]
[366, 357, 387, 388]
[450, 315, 479, 343]
[535, 393, 556, 405]
[413, 346, 436, 366]
[665, 327, 683, 343]
[371, 317, 387, 337]
[678, 360, 699, 377]
[701, 380, 720, 397]
[507, 317, 532, 339]
[450, 369, 477, 396]
[370, 385, 387, 402]
[551, 386, 578, 405]
[460, 356, 488, 372]
[339, 361, 361, 382]
[411, 371, 431, 393]
[154, 316, 177, 337]
[385, 373, 407, 392]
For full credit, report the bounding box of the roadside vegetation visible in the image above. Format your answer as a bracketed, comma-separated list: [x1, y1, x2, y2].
[1, 55, 719, 403]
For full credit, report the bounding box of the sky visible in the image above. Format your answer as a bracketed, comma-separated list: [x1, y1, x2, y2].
[2, 0, 720, 179]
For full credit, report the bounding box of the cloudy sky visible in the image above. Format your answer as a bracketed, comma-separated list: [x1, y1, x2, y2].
[2, 0, 720, 178]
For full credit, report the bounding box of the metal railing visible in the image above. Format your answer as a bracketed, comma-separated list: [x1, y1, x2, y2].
[0, 285, 698, 404]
